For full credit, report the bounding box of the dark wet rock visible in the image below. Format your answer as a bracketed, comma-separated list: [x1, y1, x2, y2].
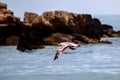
[100, 40, 112, 44]
[17, 31, 44, 51]
[101, 24, 120, 37]
[0, 2, 21, 45]
[5, 36, 19, 45]
[24, 11, 93, 35]
[101, 24, 114, 37]
[1, 1, 120, 51]
[23, 11, 102, 40]
[43, 32, 76, 45]
[72, 33, 100, 43]
[43, 32, 99, 45]
[111, 31, 120, 37]
[85, 18, 102, 40]
[23, 11, 103, 46]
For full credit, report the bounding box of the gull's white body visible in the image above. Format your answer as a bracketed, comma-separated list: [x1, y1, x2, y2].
[54, 42, 81, 60]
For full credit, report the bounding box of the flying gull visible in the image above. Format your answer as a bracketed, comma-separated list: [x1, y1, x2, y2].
[54, 42, 81, 60]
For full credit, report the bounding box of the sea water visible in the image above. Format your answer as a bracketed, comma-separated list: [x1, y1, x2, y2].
[93, 15, 120, 31]
[0, 15, 120, 80]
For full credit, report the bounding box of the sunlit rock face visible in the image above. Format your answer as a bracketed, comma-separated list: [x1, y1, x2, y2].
[0, 2, 21, 45]
[1, 1, 119, 51]
[24, 11, 102, 39]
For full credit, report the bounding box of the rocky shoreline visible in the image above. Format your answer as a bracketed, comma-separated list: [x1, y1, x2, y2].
[0, 2, 120, 51]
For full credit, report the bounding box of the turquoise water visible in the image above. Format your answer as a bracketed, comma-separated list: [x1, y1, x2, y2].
[0, 15, 120, 80]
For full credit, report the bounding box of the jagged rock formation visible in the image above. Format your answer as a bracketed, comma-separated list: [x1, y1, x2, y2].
[24, 11, 102, 40]
[101, 24, 120, 37]
[0, 2, 120, 51]
[20, 11, 120, 51]
[0, 2, 20, 45]
[17, 31, 44, 51]
[24, 11, 93, 35]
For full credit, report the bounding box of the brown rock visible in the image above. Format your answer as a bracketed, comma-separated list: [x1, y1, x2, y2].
[111, 31, 120, 37]
[1, 1, 116, 51]
[85, 18, 102, 39]
[0, 1, 21, 46]
[0, 9, 13, 15]
[43, 32, 86, 45]
[23, 10, 103, 47]
[6, 36, 19, 45]
[24, 11, 93, 35]
[24, 12, 39, 26]
[43, 32, 76, 45]
[0, 2, 7, 9]
[73, 33, 100, 43]
[101, 24, 114, 37]
[17, 31, 44, 51]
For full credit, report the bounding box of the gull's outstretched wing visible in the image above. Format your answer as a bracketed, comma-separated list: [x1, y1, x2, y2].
[54, 42, 81, 60]
[54, 45, 69, 60]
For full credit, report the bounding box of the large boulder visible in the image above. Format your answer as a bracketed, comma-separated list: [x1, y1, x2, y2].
[24, 11, 102, 40]
[72, 33, 100, 43]
[43, 32, 76, 45]
[43, 32, 100, 45]
[24, 12, 39, 26]
[17, 30, 44, 51]
[111, 31, 120, 37]
[0, 2, 7, 10]
[0, 2, 21, 45]
[85, 18, 102, 39]
[5, 36, 19, 45]
[0, 1, 117, 51]
[101, 24, 114, 37]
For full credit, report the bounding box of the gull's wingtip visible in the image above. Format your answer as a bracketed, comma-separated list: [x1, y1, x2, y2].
[54, 52, 59, 61]
[54, 56, 58, 61]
